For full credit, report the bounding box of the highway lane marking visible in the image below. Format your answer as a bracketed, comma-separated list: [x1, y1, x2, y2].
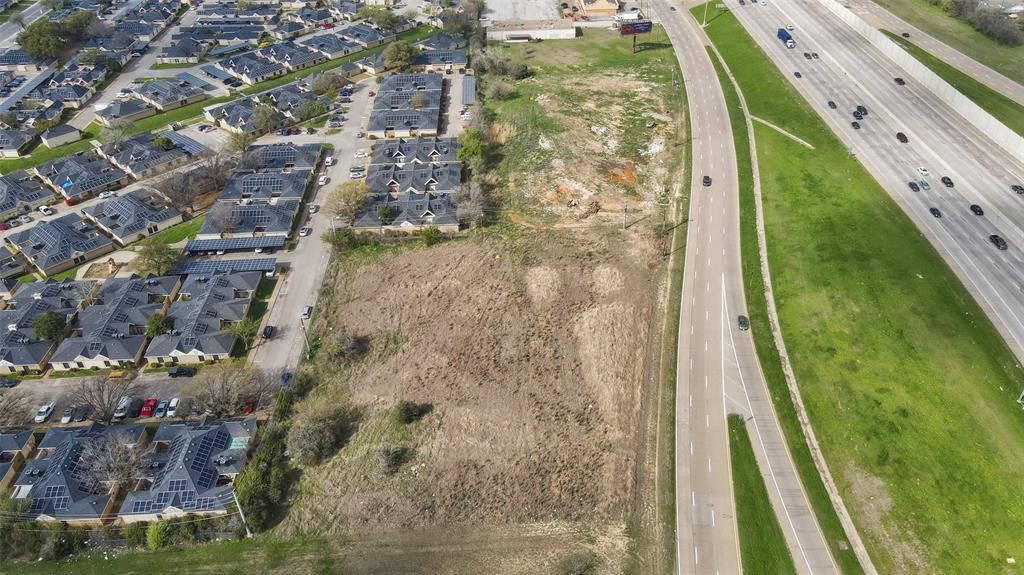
[707, 457, 712, 473]
[690, 394, 693, 407]
[695, 546, 699, 566]
[706, 414, 710, 428]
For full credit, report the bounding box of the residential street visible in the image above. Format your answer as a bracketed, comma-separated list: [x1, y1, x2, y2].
[0, 1, 49, 49]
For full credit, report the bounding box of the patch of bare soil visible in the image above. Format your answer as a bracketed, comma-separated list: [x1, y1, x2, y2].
[283, 228, 662, 550]
[844, 463, 930, 573]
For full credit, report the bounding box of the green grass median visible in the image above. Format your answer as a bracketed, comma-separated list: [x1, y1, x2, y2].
[699, 5, 1024, 574]
[728, 415, 797, 575]
[882, 30, 1024, 137]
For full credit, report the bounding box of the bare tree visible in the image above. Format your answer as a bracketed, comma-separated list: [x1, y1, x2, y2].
[454, 181, 484, 225]
[208, 203, 239, 234]
[185, 364, 258, 418]
[252, 105, 280, 134]
[76, 431, 149, 493]
[196, 153, 235, 191]
[152, 172, 199, 213]
[69, 376, 139, 425]
[100, 119, 134, 147]
[311, 70, 347, 95]
[0, 389, 30, 426]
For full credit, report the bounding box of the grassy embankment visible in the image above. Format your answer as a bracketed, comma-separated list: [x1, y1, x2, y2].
[700, 6, 1024, 574]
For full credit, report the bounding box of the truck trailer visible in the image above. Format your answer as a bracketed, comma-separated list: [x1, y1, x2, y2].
[777, 28, 795, 48]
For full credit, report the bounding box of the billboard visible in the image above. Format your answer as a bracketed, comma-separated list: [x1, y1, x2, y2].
[619, 20, 653, 36]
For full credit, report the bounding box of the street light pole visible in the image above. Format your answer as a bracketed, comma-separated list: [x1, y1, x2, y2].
[298, 317, 312, 359]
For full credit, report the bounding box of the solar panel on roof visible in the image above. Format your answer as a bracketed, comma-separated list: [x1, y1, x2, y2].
[173, 258, 278, 275]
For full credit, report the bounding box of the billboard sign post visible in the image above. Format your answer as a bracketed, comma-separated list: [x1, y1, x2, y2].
[619, 19, 653, 53]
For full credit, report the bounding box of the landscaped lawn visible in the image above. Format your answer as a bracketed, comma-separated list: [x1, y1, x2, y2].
[701, 6, 1024, 574]
[728, 415, 797, 575]
[870, 0, 1024, 86]
[0, 124, 101, 172]
[883, 30, 1024, 137]
[142, 216, 205, 246]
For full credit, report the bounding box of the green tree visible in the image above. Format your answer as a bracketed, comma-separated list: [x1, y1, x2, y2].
[457, 128, 485, 162]
[63, 11, 95, 41]
[312, 70, 346, 94]
[152, 135, 175, 151]
[16, 20, 64, 60]
[357, 6, 404, 31]
[135, 241, 182, 276]
[421, 226, 443, 246]
[146, 520, 168, 551]
[227, 131, 257, 153]
[325, 180, 368, 225]
[253, 105, 281, 134]
[31, 310, 65, 341]
[123, 521, 147, 548]
[297, 100, 326, 122]
[383, 40, 418, 70]
[377, 204, 396, 225]
[224, 316, 260, 349]
[146, 313, 171, 338]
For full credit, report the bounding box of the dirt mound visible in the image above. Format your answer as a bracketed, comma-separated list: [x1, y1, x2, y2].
[285, 232, 659, 534]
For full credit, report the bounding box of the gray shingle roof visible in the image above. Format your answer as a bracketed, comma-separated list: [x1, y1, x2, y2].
[354, 190, 458, 230]
[367, 108, 441, 135]
[0, 129, 35, 154]
[6, 214, 113, 272]
[370, 136, 459, 166]
[242, 143, 322, 170]
[99, 132, 189, 176]
[120, 416, 255, 518]
[97, 99, 156, 123]
[35, 153, 127, 200]
[366, 162, 461, 195]
[371, 88, 442, 111]
[416, 33, 467, 52]
[145, 271, 261, 358]
[0, 170, 51, 218]
[197, 200, 301, 237]
[377, 73, 444, 93]
[0, 279, 95, 368]
[136, 78, 206, 108]
[412, 49, 468, 68]
[219, 170, 311, 202]
[82, 189, 182, 240]
[51, 275, 178, 364]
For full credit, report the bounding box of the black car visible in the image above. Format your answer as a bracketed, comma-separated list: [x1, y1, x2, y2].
[828, 100, 837, 109]
[991, 234, 1008, 250]
[851, 121, 861, 130]
[0, 378, 18, 388]
[853, 111, 863, 120]
[72, 405, 91, 422]
[306, 127, 316, 134]
[127, 398, 144, 418]
[896, 132, 908, 143]
[737, 315, 750, 331]
[262, 325, 275, 339]
[929, 207, 942, 218]
[794, 71, 802, 78]
[1013, 184, 1024, 194]
[970, 204, 984, 216]
[702, 175, 712, 186]
[811, 52, 819, 59]
[940, 176, 954, 188]
[281, 372, 293, 386]
[803, 52, 812, 60]
[168, 367, 196, 378]
[901, 32, 910, 38]
[856, 105, 868, 115]
[894, 77, 906, 86]
[908, 181, 920, 192]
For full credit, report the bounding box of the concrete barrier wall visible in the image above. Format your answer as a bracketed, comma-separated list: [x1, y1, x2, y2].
[817, 0, 1024, 160]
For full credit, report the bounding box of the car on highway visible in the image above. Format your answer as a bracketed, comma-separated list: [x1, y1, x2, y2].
[970, 204, 984, 216]
[0, 378, 18, 388]
[917, 166, 930, 177]
[811, 52, 819, 59]
[168, 366, 195, 378]
[1012, 184, 1024, 194]
[896, 132, 908, 143]
[737, 315, 750, 330]
[851, 121, 861, 130]
[155, 400, 169, 418]
[990, 234, 1008, 250]
[794, 71, 802, 78]
[702, 175, 712, 186]
[60, 406, 74, 424]
[317, 175, 328, 186]
[828, 100, 837, 109]
[308, 203, 320, 213]
[856, 105, 868, 116]
[894, 77, 906, 86]
[167, 398, 180, 418]
[908, 181, 920, 192]
[919, 180, 930, 190]
[72, 405, 90, 422]
[803, 52, 812, 60]
[853, 111, 863, 120]
[940, 176, 954, 188]
[929, 207, 942, 218]
[299, 226, 312, 237]
[34, 402, 55, 423]
[140, 398, 158, 418]
[786, 24, 794, 30]
[38, 205, 54, 216]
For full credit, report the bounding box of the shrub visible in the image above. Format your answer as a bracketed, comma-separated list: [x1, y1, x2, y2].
[394, 400, 431, 424]
[554, 552, 600, 575]
[485, 80, 515, 101]
[123, 521, 148, 548]
[421, 226, 443, 246]
[287, 408, 352, 465]
[323, 329, 366, 363]
[378, 445, 412, 474]
[146, 520, 168, 551]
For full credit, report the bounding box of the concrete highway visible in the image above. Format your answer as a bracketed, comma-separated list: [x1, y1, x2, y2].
[725, 0, 1024, 365]
[654, 1, 838, 573]
[846, 0, 1024, 107]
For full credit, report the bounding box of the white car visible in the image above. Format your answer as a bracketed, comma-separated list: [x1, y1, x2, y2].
[917, 166, 930, 177]
[167, 397, 179, 417]
[17, 214, 32, 224]
[318, 175, 329, 186]
[99, 191, 117, 199]
[37, 205, 54, 216]
[34, 402, 55, 423]
[308, 204, 320, 214]
[354, 151, 368, 158]
[786, 24, 794, 30]
[349, 171, 365, 179]
[299, 226, 312, 237]
[324, 156, 335, 167]
[60, 406, 74, 424]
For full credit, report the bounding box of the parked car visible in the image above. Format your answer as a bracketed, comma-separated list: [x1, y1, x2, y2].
[349, 171, 364, 179]
[0, 378, 18, 388]
[72, 405, 90, 422]
[140, 398, 158, 417]
[17, 214, 32, 224]
[114, 396, 131, 419]
[127, 399, 144, 418]
[5, 219, 19, 228]
[60, 406, 74, 424]
[299, 227, 312, 237]
[0, 222, 9, 231]
[262, 325, 275, 339]
[99, 191, 117, 199]
[307, 127, 316, 135]
[308, 204, 320, 214]
[301, 305, 313, 319]
[155, 400, 169, 418]
[324, 156, 335, 166]
[368, 91, 376, 97]
[168, 366, 195, 378]
[242, 397, 256, 414]
[34, 402, 55, 423]
[167, 397, 180, 418]
[38, 205, 54, 216]
[318, 175, 329, 186]
[354, 151, 368, 158]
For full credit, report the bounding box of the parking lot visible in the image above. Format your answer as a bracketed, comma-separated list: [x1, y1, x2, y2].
[481, 0, 560, 21]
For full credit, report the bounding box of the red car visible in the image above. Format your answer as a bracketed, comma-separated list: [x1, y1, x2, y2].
[896, 132, 908, 143]
[241, 397, 256, 414]
[140, 398, 159, 417]
[368, 91, 376, 97]
[322, 22, 333, 29]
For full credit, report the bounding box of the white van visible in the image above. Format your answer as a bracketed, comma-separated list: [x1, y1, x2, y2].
[167, 397, 180, 417]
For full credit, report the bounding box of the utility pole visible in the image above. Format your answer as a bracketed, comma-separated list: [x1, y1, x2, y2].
[298, 317, 312, 359]
[233, 489, 253, 538]
[622, 204, 627, 230]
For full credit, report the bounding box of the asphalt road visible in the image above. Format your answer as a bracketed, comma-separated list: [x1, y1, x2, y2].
[727, 0, 1024, 364]
[845, 0, 1024, 107]
[655, 1, 838, 573]
[0, 1, 48, 49]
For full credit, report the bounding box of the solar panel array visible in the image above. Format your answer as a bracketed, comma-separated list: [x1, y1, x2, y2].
[185, 236, 285, 252]
[159, 131, 207, 156]
[173, 258, 278, 275]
